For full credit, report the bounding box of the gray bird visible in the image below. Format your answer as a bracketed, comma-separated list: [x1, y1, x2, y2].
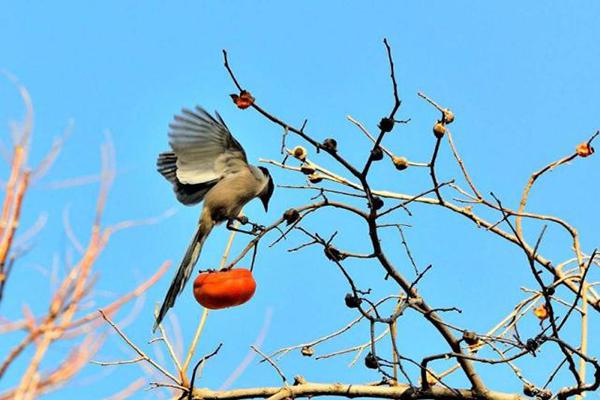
[154, 106, 274, 330]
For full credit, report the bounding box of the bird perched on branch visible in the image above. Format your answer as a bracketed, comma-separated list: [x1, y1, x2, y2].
[154, 106, 274, 330]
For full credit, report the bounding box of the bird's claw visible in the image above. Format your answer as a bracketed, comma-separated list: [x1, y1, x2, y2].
[226, 217, 264, 235]
[251, 223, 265, 233]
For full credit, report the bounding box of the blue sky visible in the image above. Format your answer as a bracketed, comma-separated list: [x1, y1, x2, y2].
[0, 2, 599, 398]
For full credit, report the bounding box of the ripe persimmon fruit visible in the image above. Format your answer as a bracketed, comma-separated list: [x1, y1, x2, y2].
[193, 268, 256, 309]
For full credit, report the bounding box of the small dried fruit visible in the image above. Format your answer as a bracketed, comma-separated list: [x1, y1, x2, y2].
[344, 293, 362, 308]
[433, 122, 446, 139]
[538, 389, 552, 400]
[523, 383, 535, 397]
[392, 156, 409, 170]
[308, 174, 322, 184]
[424, 371, 438, 386]
[533, 304, 548, 320]
[322, 138, 338, 153]
[364, 352, 378, 369]
[294, 375, 307, 385]
[576, 142, 594, 157]
[324, 246, 345, 261]
[442, 109, 455, 124]
[300, 164, 316, 175]
[301, 346, 314, 357]
[462, 331, 479, 346]
[525, 338, 539, 353]
[545, 286, 555, 296]
[522, 384, 550, 399]
[292, 146, 308, 161]
[293, 147, 308, 160]
[378, 117, 394, 133]
[370, 196, 384, 210]
[230, 90, 255, 109]
[283, 208, 300, 225]
[370, 147, 384, 161]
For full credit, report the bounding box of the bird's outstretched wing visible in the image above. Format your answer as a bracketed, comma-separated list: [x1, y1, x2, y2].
[168, 106, 248, 184]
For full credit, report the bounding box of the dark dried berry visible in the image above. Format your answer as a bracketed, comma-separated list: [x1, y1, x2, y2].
[364, 352, 379, 369]
[525, 338, 538, 353]
[292, 146, 308, 161]
[379, 117, 394, 133]
[370, 196, 384, 210]
[300, 164, 316, 175]
[301, 346, 314, 357]
[538, 389, 552, 400]
[522, 384, 549, 398]
[462, 331, 479, 346]
[322, 138, 338, 153]
[433, 122, 446, 139]
[442, 109, 455, 124]
[344, 293, 362, 308]
[392, 156, 409, 170]
[308, 174, 323, 184]
[545, 286, 555, 296]
[324, 246, 345, 262]
[523, 383, 535, 397]
[370, 147, 384, 161]
[283, 208, 300, 225]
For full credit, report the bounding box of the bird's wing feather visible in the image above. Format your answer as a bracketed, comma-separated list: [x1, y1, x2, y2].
[156, 152, 178, 183]
[168, 106, 247, 185]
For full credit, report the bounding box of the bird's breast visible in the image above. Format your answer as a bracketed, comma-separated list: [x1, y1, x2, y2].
[203, 172, 261, 222]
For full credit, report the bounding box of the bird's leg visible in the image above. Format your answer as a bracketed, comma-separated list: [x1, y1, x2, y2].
[231, 216, 265, 234]
[227, 215, 265, 236]
[226, 218, 257, 235]
[235, 215, 249, 225]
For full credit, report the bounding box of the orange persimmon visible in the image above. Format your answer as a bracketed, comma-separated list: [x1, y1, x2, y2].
[193, 268, 256, 309]
[576, 142, 594, 157]
[533, 304, 548, 320]
[230, 90, 255, 109]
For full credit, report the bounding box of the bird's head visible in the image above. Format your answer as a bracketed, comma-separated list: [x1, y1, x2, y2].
[257, 167, 274, 212]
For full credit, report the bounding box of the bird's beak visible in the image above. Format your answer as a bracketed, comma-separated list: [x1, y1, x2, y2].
[259, 174, 274, 213]
[261, 196, 269, 212]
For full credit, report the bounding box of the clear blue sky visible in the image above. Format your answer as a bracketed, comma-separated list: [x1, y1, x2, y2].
[0, 2, 598, 398]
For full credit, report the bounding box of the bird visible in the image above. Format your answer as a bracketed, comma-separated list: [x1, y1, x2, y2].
[154, 106, 274, 330]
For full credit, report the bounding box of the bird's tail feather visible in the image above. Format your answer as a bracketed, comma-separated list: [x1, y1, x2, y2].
[154, 220, 212, 331]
